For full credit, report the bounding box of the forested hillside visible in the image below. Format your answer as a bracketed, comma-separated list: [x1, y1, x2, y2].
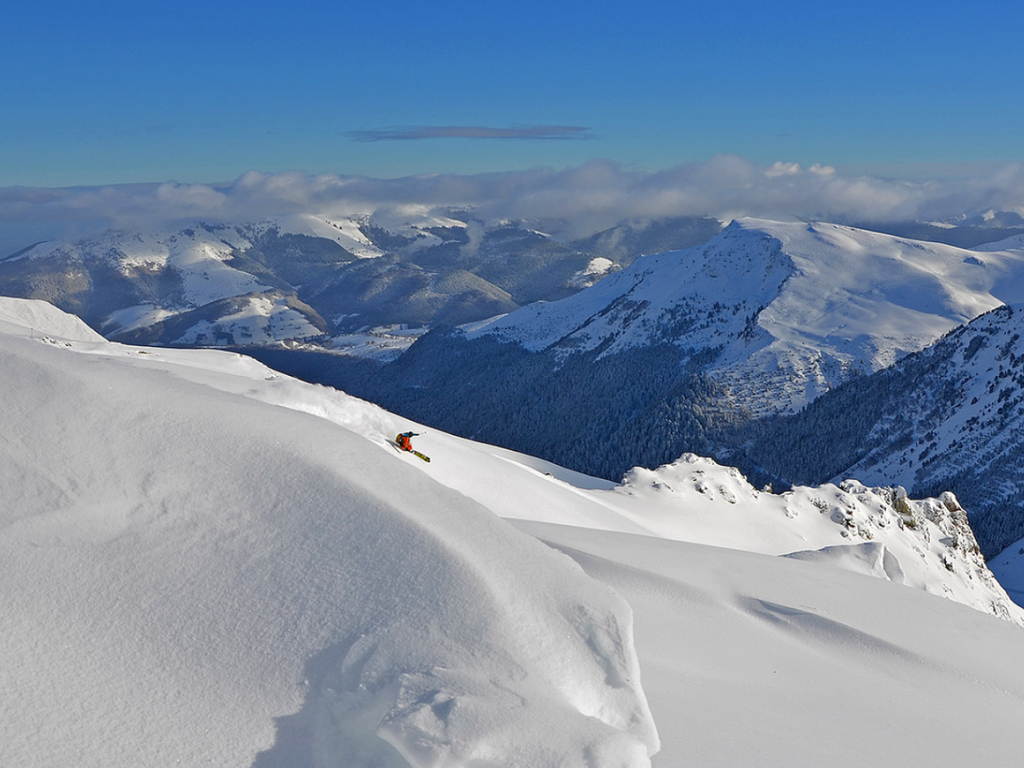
[742, 305, 1024, 557]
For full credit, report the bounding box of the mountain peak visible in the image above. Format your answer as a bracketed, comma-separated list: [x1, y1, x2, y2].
[466, 219, 1024, 414]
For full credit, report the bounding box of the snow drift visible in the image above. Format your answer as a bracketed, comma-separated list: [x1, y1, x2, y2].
[0, 298, 658, 768]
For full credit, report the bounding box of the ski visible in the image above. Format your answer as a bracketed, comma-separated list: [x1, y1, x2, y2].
[391, 439, 431, 462]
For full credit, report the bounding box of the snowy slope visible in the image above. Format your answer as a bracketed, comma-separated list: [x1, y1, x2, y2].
[465, 218, 1024, 413]
[415, 446, 1021, 624]
[519, 522, 1024, 768]
[1, 300, 657, 768]
[271, 213, 384, 258]
[0, 297, 105, 341]
[824, 304, 1024, 493]
[976, 231, 1024, 252]
[4, 297, 1024, 767]
[746, 303, 1024, 567]
[20, 295, 1017, 623]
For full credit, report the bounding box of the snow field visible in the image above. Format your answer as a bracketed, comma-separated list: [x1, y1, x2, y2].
[70, 303, 1021, 623]
[519, 522, 1024, 767]
[4, 297, 1024, 767]
[0, 300, 658, 768]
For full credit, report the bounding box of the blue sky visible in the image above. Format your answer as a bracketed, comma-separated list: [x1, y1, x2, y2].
[3, 0, 1023, 187]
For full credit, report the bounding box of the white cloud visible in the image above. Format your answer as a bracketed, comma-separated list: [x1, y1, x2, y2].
[765, 161, 803, 177]
[2, 157, 1024, 254]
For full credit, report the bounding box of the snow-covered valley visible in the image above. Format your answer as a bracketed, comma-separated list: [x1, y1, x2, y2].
[3, 296, 1024, 767]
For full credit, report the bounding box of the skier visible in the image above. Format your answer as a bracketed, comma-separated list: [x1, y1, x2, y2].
[395, 431, 418, 452]
[394, 431, 431, 462]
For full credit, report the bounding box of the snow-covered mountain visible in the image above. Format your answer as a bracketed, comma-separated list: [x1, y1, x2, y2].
[465, 218, 1024, 414]
[744, 302, 1024, 562]
[0, 219, 351, 344]
[0, 213, 722, 353]
[307, 218, 1024, 483]
[4, 296, 1024, 767]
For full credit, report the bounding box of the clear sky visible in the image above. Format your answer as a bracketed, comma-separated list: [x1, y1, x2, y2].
[3, 0, 1023, 187]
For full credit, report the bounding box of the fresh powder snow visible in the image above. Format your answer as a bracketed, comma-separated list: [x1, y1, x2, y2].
[3, 297, 1024, 767]
[1, 299, 657, 768]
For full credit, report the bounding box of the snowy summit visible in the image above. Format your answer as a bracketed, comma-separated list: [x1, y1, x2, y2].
[465, 218, 1024, 413]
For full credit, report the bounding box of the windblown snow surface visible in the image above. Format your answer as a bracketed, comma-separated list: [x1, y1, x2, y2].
[3, 297, 1024, 767]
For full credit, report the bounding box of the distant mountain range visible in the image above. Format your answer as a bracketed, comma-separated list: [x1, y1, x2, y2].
[0, 212, 722, 349]
[461, 219, 1024, 414]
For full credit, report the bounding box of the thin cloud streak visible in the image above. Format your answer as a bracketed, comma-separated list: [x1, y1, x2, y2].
[2, 157, 1024, 255]
[349, 125, 595, 141]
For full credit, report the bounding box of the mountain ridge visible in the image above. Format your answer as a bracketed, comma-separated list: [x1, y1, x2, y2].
[464, 218, 1024, 414]
[743, 302, 1024, 559]
[0, 214, 722, 351]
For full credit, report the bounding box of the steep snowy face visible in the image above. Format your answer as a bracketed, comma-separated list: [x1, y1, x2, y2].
[989, 534, 1024, 607]
[836, 305, 1024, 484]
[465, 219, 1024, 413]
[0, 298, 658, 768]
[464, 220, 794, 355]
[741, 300, 1024, 567]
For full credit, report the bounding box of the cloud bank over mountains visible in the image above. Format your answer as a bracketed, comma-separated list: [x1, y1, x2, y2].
[2, 156, 1024, 254]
